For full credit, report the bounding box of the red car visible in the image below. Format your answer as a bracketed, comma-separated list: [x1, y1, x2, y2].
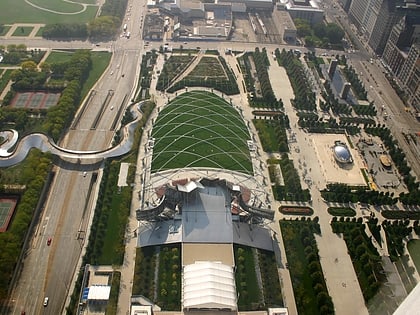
[47, 237, 52, 246]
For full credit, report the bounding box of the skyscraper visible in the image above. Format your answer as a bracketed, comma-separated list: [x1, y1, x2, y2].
[398, 43, 420, 110]
[368, 0, 403, 54]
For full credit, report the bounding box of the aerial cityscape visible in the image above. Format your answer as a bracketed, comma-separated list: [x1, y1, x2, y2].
[0, 0, 419, 315]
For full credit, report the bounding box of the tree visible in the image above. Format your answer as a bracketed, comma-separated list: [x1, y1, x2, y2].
[325, 23, 344, 44]
[20, 60, 37, 71]
[88, 16, 120, 40]
[313, 23, 326, 38]
[294, 18, 311, 37]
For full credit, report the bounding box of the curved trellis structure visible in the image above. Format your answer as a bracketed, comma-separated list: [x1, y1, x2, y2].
[151, 91, 253, 175]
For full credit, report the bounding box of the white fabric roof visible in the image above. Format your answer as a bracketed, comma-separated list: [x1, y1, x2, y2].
[87, 285, 111, 300]
[183, 262, 237, 310]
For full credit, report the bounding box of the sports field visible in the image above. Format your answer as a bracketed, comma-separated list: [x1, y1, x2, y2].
[11, 92, 61, 109]
[0, 198, 18, 232]
[151, 91, 253, 174]
[0, 0, 98, 24]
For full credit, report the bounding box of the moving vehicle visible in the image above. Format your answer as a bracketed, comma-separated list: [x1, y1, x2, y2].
[47, 237, 52, 246]
[43, 297, 49, 307]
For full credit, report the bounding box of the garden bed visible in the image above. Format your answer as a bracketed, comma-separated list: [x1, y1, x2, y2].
[279, 206, 313, 215]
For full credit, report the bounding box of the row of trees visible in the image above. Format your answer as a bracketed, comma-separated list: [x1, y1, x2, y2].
[42, 23, 88, 39]
[341, 64, 368, 100]
[330, 218, 385, 301]
[157, 245, 182, 310]
[276, 48, 317, 112]
[41, 50, 92, 140]
[235, 245, 261, 310]
[297, 116, 360, 135]
[339, 116, 375, 126]
[252, 48, 278, 106]
[382, 220, 412, 262]
[352, 102, 377, 116]
[0, 151, 52, 300]
[321, 183, 397, 205]
[281, 219, 334, 315]
[258, 249, 283, 307]
[132, 247, 157, 298]
[270, 156, 311, 202]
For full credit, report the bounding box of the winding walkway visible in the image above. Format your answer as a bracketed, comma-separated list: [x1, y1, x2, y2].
[0, 101, 145, 167]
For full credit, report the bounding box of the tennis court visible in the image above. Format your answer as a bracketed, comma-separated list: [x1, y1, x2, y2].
[10, 92, 61, 109]
[0, 198, 18, 233]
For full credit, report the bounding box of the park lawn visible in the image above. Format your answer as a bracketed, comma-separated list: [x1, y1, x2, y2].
[45, 50, 75, 64]
[408, 240, 420, 275]
[0, 0, 97, 24]
[35, 27, 44, 37]
[97, 185, 130, 265]
[80, 51, 112, 101]
[253, 119, 279, 152]
[12, 26, 33, 37]
[151, 91, 252, 174]
[0, 25, 11, 36]
[0, 70, 13, 95]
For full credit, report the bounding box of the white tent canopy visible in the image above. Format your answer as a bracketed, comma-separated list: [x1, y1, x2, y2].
[183, 261, 237, 310]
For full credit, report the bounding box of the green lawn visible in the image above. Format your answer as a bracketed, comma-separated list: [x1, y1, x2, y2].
[12, 26, 33, 36]
[98, 185, 130, 265]
[0, 70, 13, 95]
[45, 50, 75, 64]
[35, 27, 44, 37]
[0, 0, 97, 24]
[0, 25, 11, 36]
[80, 51, 111, 101]
[151, 91, 252, 174]
[408, 239, 420, 275]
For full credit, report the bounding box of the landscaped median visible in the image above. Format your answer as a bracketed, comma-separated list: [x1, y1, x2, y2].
[327, 207, 356, 217]
[279, 205, 313, 216]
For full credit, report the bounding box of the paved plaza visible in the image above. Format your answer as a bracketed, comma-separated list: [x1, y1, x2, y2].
[312, 133, 366, 186]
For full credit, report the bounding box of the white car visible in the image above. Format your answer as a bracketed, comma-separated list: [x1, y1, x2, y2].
[43, 297, 49, 307]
